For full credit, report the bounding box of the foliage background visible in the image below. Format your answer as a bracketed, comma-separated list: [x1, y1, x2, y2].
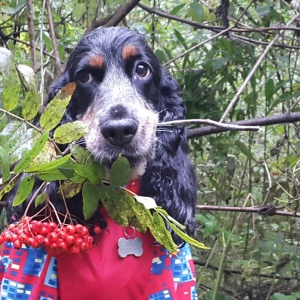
[1, 0, 300, 299]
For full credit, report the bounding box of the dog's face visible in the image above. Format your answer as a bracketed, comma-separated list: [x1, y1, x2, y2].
[50, 27, 164, 176]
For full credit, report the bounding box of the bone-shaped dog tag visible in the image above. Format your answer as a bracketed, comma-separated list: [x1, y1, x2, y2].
[118, 237, 143, 258]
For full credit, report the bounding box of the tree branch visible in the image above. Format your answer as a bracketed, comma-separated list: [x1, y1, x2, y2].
[187, 112, 300, 138]
[26, 0, 37, 72]
[85, 0, 141, 34]
[196, 204, 300, 218]
[105, 0, 141, 27]
[159, 119, 259, 132]
[46, 0, 63, 76]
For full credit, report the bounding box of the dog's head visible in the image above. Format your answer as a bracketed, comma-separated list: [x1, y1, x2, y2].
[49, 27, 172, 176]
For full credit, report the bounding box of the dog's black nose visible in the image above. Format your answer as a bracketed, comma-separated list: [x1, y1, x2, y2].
[101, 119, 138, 146]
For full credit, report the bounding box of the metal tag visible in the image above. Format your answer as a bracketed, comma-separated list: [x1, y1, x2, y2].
[118, 237, 143, 258]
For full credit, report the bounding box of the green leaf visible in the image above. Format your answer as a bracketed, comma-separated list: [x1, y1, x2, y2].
[0, 113, 8, 132]
[187, 2, 204, 22]
[82, 181, 101, 220]
[13, 132, 49, 173]
[26, 154, 71, 173]
[168, 222, 210, 250]
[174, 29, 188, 50]
[53, 121, 89, 144]
[110, 156, 130, 187]
[74, 156, 105, 184]
[152, 212, 178, 254]
[0, 121, 27, 153]
[12, 176, 35, 206]
[0, 145, 10, 182]
[58, 181, 82, 199]
[234, 140, 257, 162]
[22, 89, 41, 120]
[2, 74, 20, 111]
[0, 174, 22, 201]
[40, 97, 71, 131]
[170, 4, 185, 15]
[71, 145, 90, 164]
[9, 128, 41, 164]
[35, 193, 46, 208]
[36, 169, 74, 181]
[265, 78, 274, 103]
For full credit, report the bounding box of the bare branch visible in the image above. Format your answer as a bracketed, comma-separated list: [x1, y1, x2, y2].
[105, 0, 141, 27]
[85, 0, 141, 34]
[46, 0, 63, 77]
[159, 119, 259, 132]
[187, 112, 300, 138]
[197, 205, 300, 218]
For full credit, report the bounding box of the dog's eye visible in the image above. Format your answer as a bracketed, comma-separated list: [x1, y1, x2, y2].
[135, 63, 151, 79]
[77, 71, 92, 84]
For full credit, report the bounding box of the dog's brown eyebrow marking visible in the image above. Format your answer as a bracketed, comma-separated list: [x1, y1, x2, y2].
[122, 45, 139, 61]
[89, 55, 105, 68]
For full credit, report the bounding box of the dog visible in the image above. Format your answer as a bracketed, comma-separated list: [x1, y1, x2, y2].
[0, 27, 198, 300]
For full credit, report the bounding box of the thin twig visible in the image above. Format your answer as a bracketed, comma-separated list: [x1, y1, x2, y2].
[197, 205, 300, 218]
[159, 119, 260, 131]
[164, 26, 233, 66]
[46, 0, 63, 76]
[188, 111, 300, 138]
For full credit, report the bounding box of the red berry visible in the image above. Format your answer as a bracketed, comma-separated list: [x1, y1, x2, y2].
[58, 241, 67, 251]
[75, 237, 83, 246]
[80, 242, 88, 251]
[48, 222, 57, 232]
[65, 235, 75, 246]
[86, 236, 94, 244]
[39, 226, 49, 236]
[42, 237, 50, 247]
[58, 231, 66, 240]
[93, 226, 102, 235]
[35, 235, 44, 245]
[79, 226, 88, 237]
[3, 232, 12, 242]
[75, 224, 83, 233]
[19, 233, 29, 244]
[27, 237, 35, 246]
[13, 240, 22, 249]
[11, 234, 18, 242]
[49, 232, 58, 242]
[65, 225, 75, 235]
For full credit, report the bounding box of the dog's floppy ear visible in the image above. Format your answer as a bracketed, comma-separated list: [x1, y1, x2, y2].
[48, 71, 70, 101]
[157, 69, 186, 153]
[141, 68, 197, 242]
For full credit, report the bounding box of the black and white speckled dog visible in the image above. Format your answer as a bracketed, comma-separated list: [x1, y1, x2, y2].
[1, 27, 198, 300]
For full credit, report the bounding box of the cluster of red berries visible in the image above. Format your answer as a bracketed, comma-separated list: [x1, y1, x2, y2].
[0, 217, 103, 255]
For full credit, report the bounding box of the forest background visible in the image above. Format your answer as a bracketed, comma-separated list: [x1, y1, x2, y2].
[1, 0, 300, 299]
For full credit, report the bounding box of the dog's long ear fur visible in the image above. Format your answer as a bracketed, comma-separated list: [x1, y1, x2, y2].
[140, 70, 197, 239]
